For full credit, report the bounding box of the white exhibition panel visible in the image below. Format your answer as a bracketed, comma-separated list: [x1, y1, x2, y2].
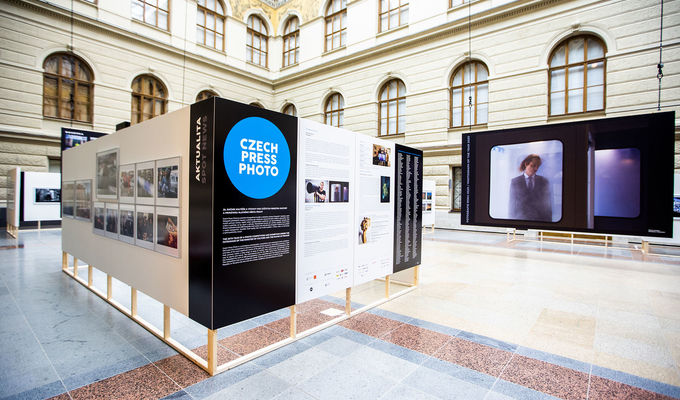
[353, 135, 395, 286]
[61, 107, 190, 315]
[7, 168, 20, 226]
[423, 179, 436, 227]
[295, 119, 356, 303]
[23, 172, 61, 221]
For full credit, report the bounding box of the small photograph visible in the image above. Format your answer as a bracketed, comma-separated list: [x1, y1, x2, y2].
[35, 188, 60, 203]
[96, 148, 119, 199]
[63, 203, 75, 217]
[156, 207, 179, 257]
[64, 133, 88, 149]
[75, 202, 91, 221]
[156, 157, 180, 207]
[93, 203, 106, 234]
[358, 217, 371, 244]
[76, 180, 91, 202]
[62, 182, 75, 202]
[380, 176, 390, 203]
[422, 192, 427, 200]
[119, 165, 135, 201]
[136, 161, 155, 204]
[489, 140, 563, 223]
[105, 205, 119, 238]
[329, 181, 350, 203]
[119, 204, 135, 244]
[426, 203, 432, 211]
[305, 179, 329, 203]
[135, 205, 155, 249]
[372, 144, 391, 167]
[426, 192, 432, 200]
[674, 196, 680, 218]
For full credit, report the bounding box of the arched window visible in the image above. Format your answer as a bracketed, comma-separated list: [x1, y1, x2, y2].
[247, 15, 268, 67]
[196, 90, 217, 102]
[549, 35, 606, 116]
[282, 104, 297, 116]
[324, 93, 344, 127]
[325, 0, 347, 52]
[131, 74, 167, 124]
[379, 79, 406, 136]
[379, 0, 408, 32]
[450, 61, 488, 127]
[249, 102, 264, 108]
[282, 17, 300, 67]
[196, 0, 225, 51]
[131, 0, 169, 30]
[43, 53, 94, 122]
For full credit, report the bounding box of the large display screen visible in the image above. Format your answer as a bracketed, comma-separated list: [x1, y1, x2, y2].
[462, 112, 675, 237]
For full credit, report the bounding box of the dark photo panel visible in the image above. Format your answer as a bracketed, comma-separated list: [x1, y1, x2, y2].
[462, 112, 675, 237]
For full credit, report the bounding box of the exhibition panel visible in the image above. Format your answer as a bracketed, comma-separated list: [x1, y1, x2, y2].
[62, 97, 423, 374]
[462, 112, 675, 237]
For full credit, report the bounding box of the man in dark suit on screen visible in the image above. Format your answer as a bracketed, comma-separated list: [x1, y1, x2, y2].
[509, 154, 552, 222]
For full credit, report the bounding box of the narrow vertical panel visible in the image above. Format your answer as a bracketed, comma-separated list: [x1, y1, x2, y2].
[393, 144, 423, 273]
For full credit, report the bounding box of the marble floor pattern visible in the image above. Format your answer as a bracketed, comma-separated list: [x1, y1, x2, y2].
[0, 228, 679, 399]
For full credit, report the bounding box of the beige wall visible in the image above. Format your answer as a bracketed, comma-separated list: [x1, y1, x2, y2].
[0, 0, 678, 230]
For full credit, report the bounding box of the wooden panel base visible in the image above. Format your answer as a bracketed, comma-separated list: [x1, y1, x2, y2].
[61, 252, 419, 376]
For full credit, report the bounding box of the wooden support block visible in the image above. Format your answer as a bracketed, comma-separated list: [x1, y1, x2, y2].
[163, 305, 171, 340]
[88, 266, 93, 287]
[106, 275, 112, 300]
[62, 252, 67, 270]
[289, 305, 297, 338]
[413, 265, 420, 286]
[131, 288, 137, 317]
[385, 275, 390, 298]
[345, 287, 351, 315]
[642, 240, 650, 254]
[73, 258, 78, 278]
[207, 329, 217, 376]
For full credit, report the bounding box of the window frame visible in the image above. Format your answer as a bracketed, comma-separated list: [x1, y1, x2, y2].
[378, 79, 406, 136]
[378, 0, 408, 33]
[324, 0, 347, 52]
[42, 52, 94, 123]
[282, 17, 300, 67]
[324, 93, 344, 128]
[451, 166, 462, 212]
[131, 0, 170, 30]
[247, 15, 269, 68]
[449, 61, 489, 128]
[282, 103, 297, 116]
[548, 34, 607, 117]
[130, 74, 168, 125]
[196, 0, 226, 52]
[196, 90, 218, 102]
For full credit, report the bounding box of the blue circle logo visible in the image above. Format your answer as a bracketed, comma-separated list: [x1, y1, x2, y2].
[223, 117, 290, 199]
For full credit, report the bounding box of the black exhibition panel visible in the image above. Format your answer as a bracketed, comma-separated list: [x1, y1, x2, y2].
[462, 112, 675, 237]
[393, 144, 424, 273]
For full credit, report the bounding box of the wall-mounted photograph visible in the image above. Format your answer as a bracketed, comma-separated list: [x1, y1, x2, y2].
[156, 157, 180, 207]
[105, 203, 119, 239]
[329, 180, 349, 203]
[372, 144, 391, 167]
[76, 180, 91, 202]
[62, 182, 75, 217]
[93, 202, 105, 235]
[119, 204, 135, 244]
[96, 148, 119, 200]
[489, 140, 563, 223]
[119, 164, 135, 203]
[136, 161, 155, 205]
[35, 188, 60, 203]
[305, 179, 329, 203]
[358, 216, 371, 244]
[156, 206, 179, 257]
[135, 205, 155, 250]
[380, 176, 390, 203]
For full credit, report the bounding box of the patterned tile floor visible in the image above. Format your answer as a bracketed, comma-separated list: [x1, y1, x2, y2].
[1, 228, 679, 399]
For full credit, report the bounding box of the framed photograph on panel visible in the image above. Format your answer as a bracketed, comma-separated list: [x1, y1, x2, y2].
[119, 164, 135, 203]
[76, 180, 92, 202]
[105, 203, 119, 239]
[93, 202, 106, 235]
[62, 182, 75, 217]
[136, 161, 155, 205]
[34, 188, 60, 203]
[96, 148, 119, 200]
[156, 157, 180, 207]
[155, 206, 179, 257]
[135, 205, 155, 250]
[118, 203, 135, 244]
